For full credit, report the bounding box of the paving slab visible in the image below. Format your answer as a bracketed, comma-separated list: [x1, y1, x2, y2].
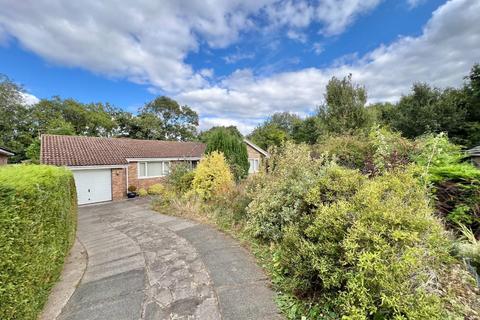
[54, 199, 281, 319]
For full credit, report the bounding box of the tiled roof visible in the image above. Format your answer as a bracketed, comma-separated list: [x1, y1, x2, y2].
[41, 134, 206, 166]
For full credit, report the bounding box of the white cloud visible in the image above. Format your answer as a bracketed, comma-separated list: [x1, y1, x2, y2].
[286, 30, 308, 43]
[223, 52, 255, 64]
[177, 0, 480, 132]
[199, 117, 257, 135]
[313, 42, 324, 55]
[21, 92, 39, 105]
[1, 0, 478, 135]
[199, 68, 214, 78]
[315, 0, 382, 35]
[0, 0, 382, 95]
[407, 0, 426, 9]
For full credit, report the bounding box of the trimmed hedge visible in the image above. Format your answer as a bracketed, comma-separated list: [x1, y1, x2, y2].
[0, 165, 77, 320]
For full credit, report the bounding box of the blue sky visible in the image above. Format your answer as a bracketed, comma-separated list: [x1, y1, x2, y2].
[0, 0, 478, 133]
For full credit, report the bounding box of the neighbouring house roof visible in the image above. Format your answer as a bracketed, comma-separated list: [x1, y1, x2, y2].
[0, 147, 14, 157]
[243, 139, 270, 158]
[41, 134, 206, 166]
[467, 146, 480, 157]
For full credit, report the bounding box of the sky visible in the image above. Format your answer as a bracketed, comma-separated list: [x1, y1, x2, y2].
[0, 0, 479, 134]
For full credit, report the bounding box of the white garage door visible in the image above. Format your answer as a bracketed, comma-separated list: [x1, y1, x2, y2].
[73, 169, 112, 205]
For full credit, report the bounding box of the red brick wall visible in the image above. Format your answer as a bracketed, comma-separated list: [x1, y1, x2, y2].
[111, 168, 126, 200]
[247, 145, 263, 161]
[127, 162, 167, 191]
[0, 154, 8, 165]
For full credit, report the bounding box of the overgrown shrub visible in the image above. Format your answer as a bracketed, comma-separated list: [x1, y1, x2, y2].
[415, 133, 480, 237]
[208, 181, 252, 229]
[314, 127, 415, 176]
[315, 134, 372, 169]
[0, 165, 77, 320]
[147, 183, 165, 195]
[363, 126, 415, 176]
[167, 163, 195, 193]
[246, 142, 328, 242]
[455, 224, 480, 277]
[192, 151, 234, 200]
[138, 188, 148, 197]
[277, 167, 455, 319]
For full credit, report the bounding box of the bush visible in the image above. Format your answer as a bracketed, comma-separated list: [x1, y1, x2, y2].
[246, 142, 328, 242]
[151, 185, 180, 211]
[147, 183, 165, 195]
[167, 163, 195, 193]
[0, 165, 77, 320]
[192, 151, 234, 200]
[415, 133, 480, 236]
[138, 188, 148, 197]
[208, 181, 252, 229]
[128, 185, 137, 192]
[315, 134, 372, 169]
[314, 127, 415, 176]
[277, 167, 454, 319]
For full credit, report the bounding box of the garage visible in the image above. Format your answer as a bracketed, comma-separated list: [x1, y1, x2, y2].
[73, 169, 112, 205]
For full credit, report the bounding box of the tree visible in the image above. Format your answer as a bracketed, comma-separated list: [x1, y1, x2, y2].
[0, 75, 35, 162]
[268, 112, 302, 137]
[388, 83, 467, 140]
[32, 97, 117, 137]
[319, 74, 370, 134]
[291, 115, 325, 144]
[138, 96, 198, 141]
[248, 123, 287, 150]
[205, 128, 249, 180]
[461, 64, 480, 147]
[198, 126, 242, 143]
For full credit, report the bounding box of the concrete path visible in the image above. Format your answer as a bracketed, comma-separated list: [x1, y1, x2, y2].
[57, 199, 281, 320]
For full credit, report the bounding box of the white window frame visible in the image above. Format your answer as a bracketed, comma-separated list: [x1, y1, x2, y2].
[138, 161, 170, 179]
[248, 158, 259, 173]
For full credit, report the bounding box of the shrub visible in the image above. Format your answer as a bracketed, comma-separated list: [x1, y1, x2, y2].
[314, 127, 415, 176]
[147, 183, 165, 195]
[455, 224, 480, 276]
[167, 163, 195, 193]
[0, 165, 77, 320]
[277, 167, 454, 319]
[138, 188, 148, 197]
[364, 126, 414, 176]
[208, 182, 252, 229]
[246, 142, 328, 242]
[151, 185, 180, 211]
[415, 133, 480, 236]
[128, 185, 137, 192]
[315, 134, 372, 169]
[192, 151, 234, 200]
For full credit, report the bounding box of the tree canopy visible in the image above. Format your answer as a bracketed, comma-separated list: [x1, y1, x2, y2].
[0, 80, 201, 163]
[205, 128, 249, 180]
[247, 65, 480, 149]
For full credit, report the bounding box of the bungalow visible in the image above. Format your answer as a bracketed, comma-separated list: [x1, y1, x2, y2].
[0, 147, 14, 165]
[40, 134, 268, 205]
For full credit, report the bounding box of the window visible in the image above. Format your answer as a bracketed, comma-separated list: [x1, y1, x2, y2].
[138, 161, 170, 178]
[249, 158, 259, 173]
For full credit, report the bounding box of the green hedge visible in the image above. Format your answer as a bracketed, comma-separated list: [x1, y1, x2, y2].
[0, 165, 77, 320]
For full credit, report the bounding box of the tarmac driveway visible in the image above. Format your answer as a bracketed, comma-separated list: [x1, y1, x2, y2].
[57, 199, 281, 320]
